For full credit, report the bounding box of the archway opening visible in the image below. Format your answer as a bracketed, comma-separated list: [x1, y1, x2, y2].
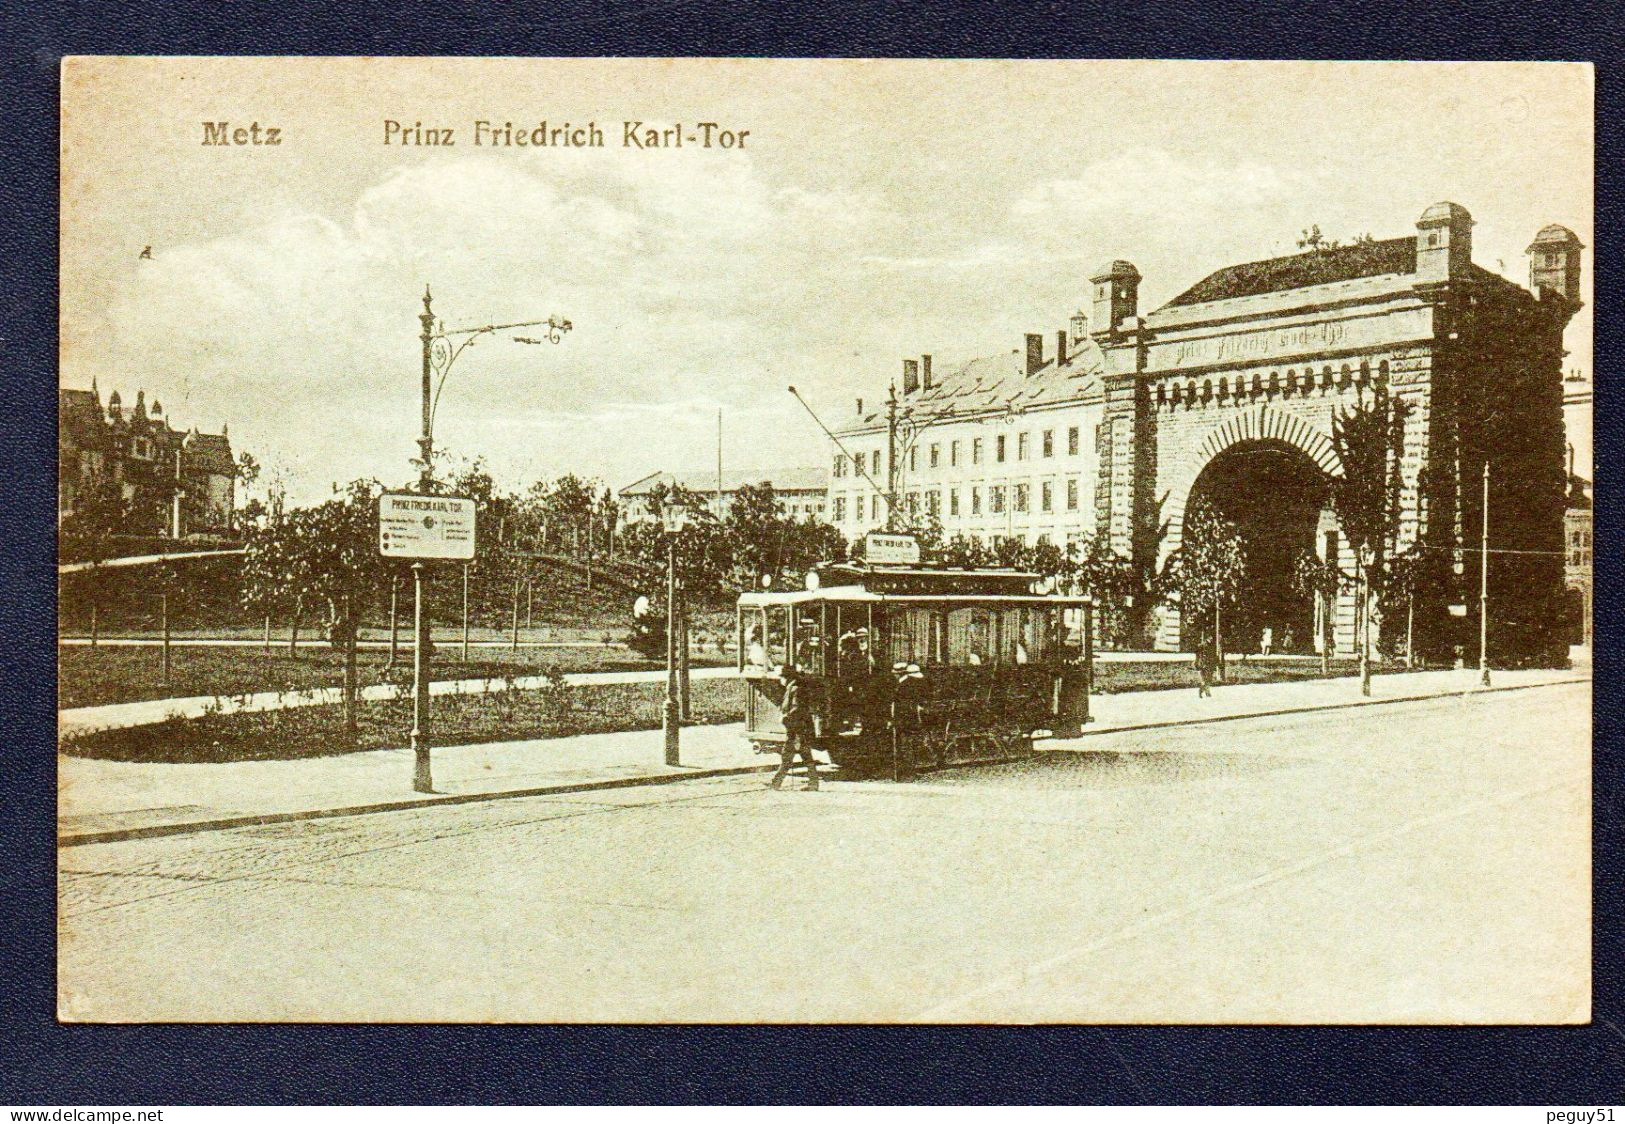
[1182, 439, 1332, 655]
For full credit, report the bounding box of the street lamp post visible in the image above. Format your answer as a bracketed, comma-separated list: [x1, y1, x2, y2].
[661, 503, 687, 766]
[409, 285, 572, 792]
[885, 385, 962, 533]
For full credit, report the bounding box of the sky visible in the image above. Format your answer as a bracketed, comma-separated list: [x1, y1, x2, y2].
[61, 58, 1594, 506]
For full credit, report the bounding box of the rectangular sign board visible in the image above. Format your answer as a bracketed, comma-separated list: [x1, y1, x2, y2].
[379, 494, 477, 560]
[864, 531, 921, 565]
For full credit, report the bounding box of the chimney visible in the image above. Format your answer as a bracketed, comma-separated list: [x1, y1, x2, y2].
[903, 358, 919, 395]
[921, 354, 933, 390]
[1025, 333, 1044, 377]
[1056, 329, 1068, 368]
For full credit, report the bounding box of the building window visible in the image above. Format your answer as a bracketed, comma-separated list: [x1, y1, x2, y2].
[833, 496, 846, 521]
[996, 435, 1006, 463]
[873, 494, 883, 521]
[833, 454, 847, 478]
[1041, 481, 1053, 512]
[1066, 478, 1079, 511]
[951, 440, 960, 467]
[1014, 483, 1029, 513]
[909, 447, 917, 472]
[927, 490, 940, 517]
[929, 442, 940, 469]
[991, 486, 1005, 514]
[872, 450, 883, 476]
[1068, 426, 1080, 456]
[906, 491, 920, 515]
[949, 488, 960, 516]
[972, 438, 983, 465]
[971, 487, 981, 515]
[1017, 432, 1030, 461]
[1042, 430, 1054, 458]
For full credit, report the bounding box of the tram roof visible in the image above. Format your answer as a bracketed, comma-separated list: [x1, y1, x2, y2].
[737, 586, 1094, 607]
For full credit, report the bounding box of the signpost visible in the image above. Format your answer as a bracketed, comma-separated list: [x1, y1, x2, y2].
[864, 531, 921, 565]
[379, 493, 477, 792]
[380, 494, 476, 560]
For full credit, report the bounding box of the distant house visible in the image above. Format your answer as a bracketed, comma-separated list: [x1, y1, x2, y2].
[618, 467, 829, 527]
[58, 382, 238, 537]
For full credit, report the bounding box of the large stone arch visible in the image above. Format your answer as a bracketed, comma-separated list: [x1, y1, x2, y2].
[1151, 404, 1354, 654]
[1160, 404, 1342, 564]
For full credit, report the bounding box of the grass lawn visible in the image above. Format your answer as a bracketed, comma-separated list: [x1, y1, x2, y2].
[1093, 656, 1364, 694]
[57, 653, 1391, 765]
[60, 678, 746, 764]
[58, 642, 731, 710]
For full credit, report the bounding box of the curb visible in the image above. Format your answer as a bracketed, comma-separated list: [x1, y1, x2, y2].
[1045, 674, 1589, 744]
[59, 761, 777, 848]
[59, 675, 1587, 849]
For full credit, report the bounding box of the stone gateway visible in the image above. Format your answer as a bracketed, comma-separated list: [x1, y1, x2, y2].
[830, 203, 1582, 665]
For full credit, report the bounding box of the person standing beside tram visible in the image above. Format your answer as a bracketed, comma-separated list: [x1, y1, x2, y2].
[770, 668, 822, 791]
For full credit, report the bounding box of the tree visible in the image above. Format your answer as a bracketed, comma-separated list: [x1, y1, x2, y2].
[294, 480, 386, 732]
[1329, 383, 1409, 694]
[545, 474, 598, 556]
[1170, 494, 1248, 669]
[936, 533, 995, 569]
[725, 482, 788, 584]
[1292, 547, 1344, 675]
[240, 479, 384, 733]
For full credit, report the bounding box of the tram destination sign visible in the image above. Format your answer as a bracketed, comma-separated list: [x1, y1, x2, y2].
[379, 493, 477, 560]
[864, 531, 921, 565]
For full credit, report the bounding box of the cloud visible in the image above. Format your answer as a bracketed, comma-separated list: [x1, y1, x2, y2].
[71, 149, 879, 503]
[1013, 147, 1316, 223]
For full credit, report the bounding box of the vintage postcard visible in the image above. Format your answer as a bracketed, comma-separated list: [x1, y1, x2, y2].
[57, 57, 1592, 1023]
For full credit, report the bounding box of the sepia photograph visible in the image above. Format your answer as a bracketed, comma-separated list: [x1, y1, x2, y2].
[56, 56, 1593, 1023]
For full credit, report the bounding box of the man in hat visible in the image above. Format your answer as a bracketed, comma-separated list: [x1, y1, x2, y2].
[770, 667, 822, 791]
[890, 660, 931, 778]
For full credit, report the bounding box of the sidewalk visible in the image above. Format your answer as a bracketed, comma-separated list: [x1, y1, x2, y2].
[1054, 664, 1587, 742]
[58, 664, 1588, 846]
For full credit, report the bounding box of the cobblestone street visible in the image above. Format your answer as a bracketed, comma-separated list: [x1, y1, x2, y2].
[58, 682, 1589, 1023]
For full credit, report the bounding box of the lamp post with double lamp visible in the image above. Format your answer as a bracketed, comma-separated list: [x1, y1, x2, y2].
[407, 286, 572, 792]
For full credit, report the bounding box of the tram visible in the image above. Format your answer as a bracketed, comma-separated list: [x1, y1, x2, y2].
[736, 543, 1094, 778]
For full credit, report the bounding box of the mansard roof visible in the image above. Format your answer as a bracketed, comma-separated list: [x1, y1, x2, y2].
[840, 336, 1104, 435]
[1161, 237, 1417, 309]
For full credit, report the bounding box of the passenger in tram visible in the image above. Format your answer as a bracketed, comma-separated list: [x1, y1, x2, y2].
[745, 623, 769, 670]
[838, 629, 864, 672]
[795, 615, 823, 671]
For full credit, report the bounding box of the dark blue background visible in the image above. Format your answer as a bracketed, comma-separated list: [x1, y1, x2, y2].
[2, 0, 1620, 1105]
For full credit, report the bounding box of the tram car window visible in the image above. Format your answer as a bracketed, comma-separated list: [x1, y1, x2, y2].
[739, 606, 769, 673]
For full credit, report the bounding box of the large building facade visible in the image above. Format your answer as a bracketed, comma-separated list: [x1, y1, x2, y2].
[618, 467, 828, 527]
[59, 383, 238, 538]
[831, 203, 1582, 662]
